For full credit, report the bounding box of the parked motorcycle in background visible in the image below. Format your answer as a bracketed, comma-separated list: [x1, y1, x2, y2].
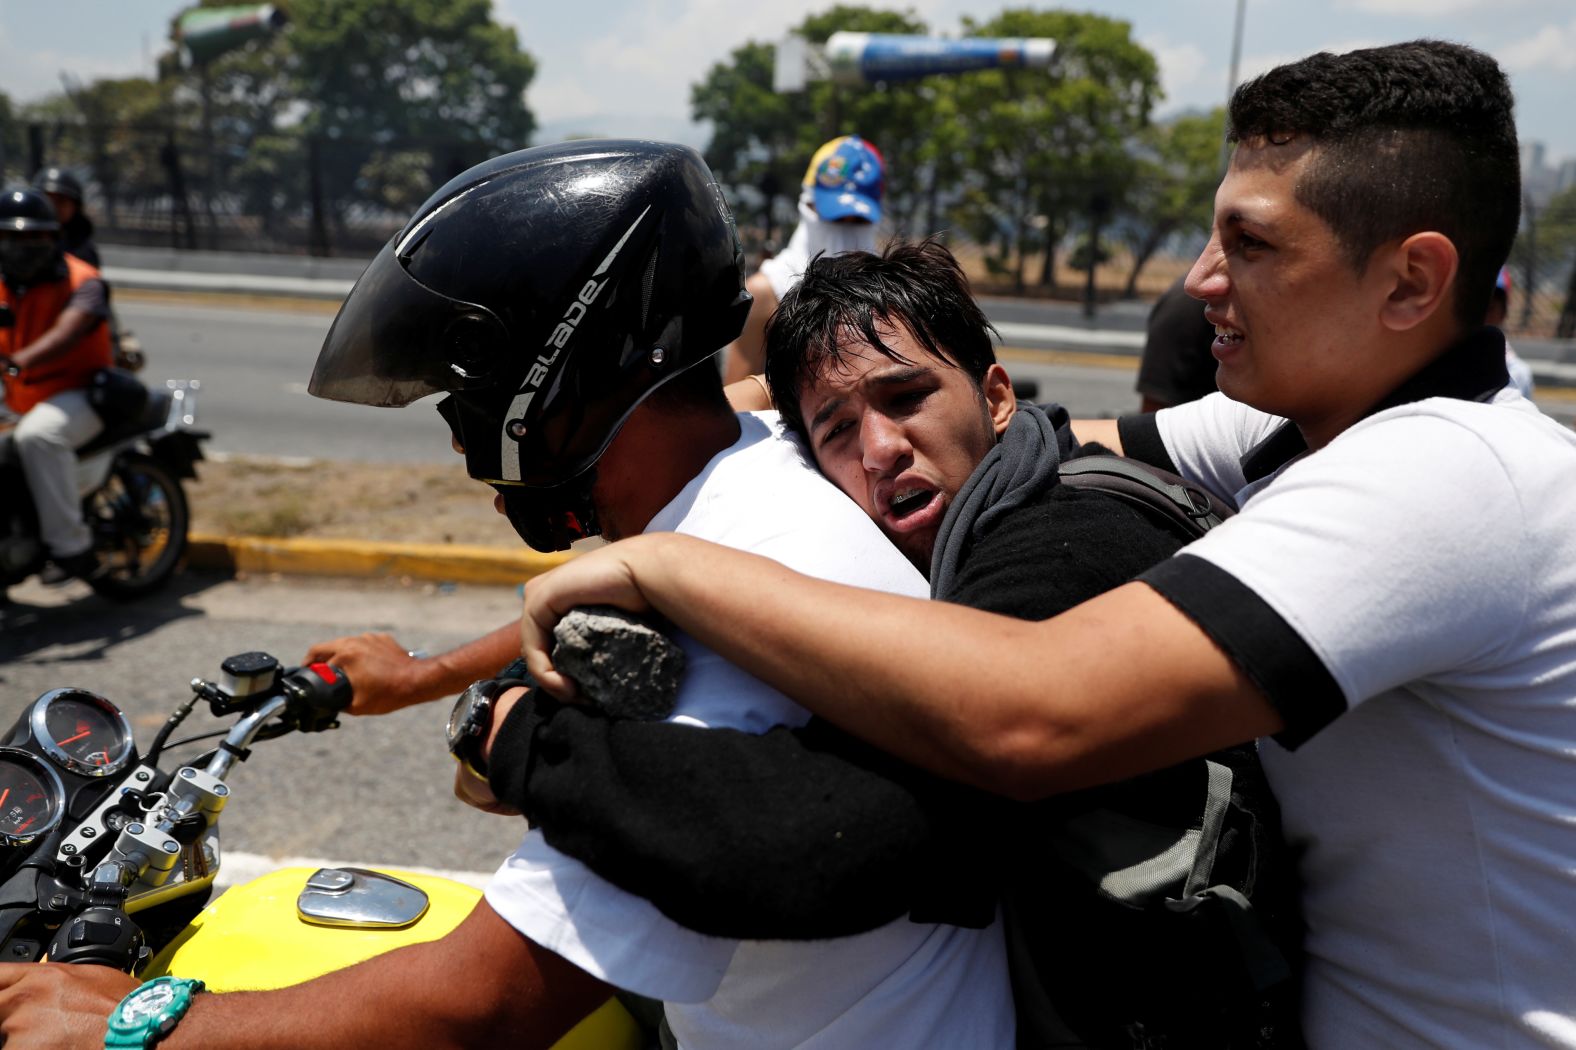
[0, 653, 642, 1048]
[0, 349, 207, 600]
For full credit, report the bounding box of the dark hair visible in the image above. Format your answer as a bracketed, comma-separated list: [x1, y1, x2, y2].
[764, 238, 998, 440]
[1228, 39, 1520, 328]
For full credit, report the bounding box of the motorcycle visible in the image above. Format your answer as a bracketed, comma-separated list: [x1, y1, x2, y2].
[0, 652, 643, 1048]
[0, 364, 207, 599]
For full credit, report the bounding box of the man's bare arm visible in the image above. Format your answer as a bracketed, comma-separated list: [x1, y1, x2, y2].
[0, 901, 610, 1050]
[521, 534, 1282, 800]
[305, 621, 522, 715]
[723, 374, 773, 413]
[1071, 417, 1124, 453]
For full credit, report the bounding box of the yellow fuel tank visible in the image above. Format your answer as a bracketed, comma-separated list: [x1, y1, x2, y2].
[145, 866, 642, 1050]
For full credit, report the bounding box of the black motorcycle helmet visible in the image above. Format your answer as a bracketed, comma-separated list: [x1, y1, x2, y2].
[0, 186, 63, 287]
[309, 140, 753, 551]
[0, 186, 61, 233]
[32, 167, 84, 205]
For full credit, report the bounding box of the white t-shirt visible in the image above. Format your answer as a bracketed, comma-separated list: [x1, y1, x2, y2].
[758, 199, 879, 303]
[485, 411, 1014, 1049]
[1505, 339, 1536, 399]
[1149, 388, 1576, 1048]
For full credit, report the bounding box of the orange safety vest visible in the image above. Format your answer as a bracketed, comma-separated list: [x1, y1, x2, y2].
[1, 253, 113, 414]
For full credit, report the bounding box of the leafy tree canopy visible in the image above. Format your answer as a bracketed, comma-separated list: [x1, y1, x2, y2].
[287, 0, 536, 149]
[692, 5, 932, 236]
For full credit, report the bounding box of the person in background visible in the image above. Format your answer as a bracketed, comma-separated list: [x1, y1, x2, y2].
[33, 166, 143, 371]
[1486, 266, 1535, 399]
[721, 135, 884, 384]
[0, 186, 113, 584]
[1135, 273, 1219, 411]
[33, 168, 99, 270]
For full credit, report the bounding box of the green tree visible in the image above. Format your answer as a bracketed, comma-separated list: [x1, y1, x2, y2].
[1119, 108, 1225, 297]
[949, 9, 1160, 293]
[691, 6, 936, 242]
[28, 76, 179, 228]
[0, 91, 27, 182]
[283, 0, 536, 244]
[290, 0, 535, 155]
[1523, 183, 1576, 337]
[161, 0, 301, 244]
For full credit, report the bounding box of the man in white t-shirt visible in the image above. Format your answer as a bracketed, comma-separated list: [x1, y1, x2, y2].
[0, 142, 1011, 1049]
[514, 42, 1576, 1048]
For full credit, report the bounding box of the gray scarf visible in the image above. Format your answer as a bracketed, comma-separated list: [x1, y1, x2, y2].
[929, 402, 1078, 598]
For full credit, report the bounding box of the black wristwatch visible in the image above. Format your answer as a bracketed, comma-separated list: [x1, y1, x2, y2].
[446, 678, 527, 779]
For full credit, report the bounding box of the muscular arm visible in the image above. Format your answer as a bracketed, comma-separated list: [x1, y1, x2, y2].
[0, 901, 611, 1050]
[522, 534, 1283, 800]
[305, 620, 521, 715]
[9, 306, 102, 372]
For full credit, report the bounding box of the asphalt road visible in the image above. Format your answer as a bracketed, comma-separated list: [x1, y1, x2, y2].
[123, 298, 459, 464]
[2, 572, 525, 883]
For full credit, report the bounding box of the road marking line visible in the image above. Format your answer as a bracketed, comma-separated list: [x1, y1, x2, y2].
[992, 321, 1145, 348]
[997, 346, 1139, 372]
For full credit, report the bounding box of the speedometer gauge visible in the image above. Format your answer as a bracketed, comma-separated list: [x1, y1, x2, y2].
[30, 688, 135, 777]
[0, 748, 64, 847]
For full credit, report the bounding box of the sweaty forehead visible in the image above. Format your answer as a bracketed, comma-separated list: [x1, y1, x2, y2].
[801, 344, 932, 402]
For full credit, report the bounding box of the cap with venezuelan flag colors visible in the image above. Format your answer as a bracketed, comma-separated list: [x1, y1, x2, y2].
[803, 135, 884, 223]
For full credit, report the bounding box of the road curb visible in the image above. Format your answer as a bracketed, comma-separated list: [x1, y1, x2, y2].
[187, 533, 572, 586]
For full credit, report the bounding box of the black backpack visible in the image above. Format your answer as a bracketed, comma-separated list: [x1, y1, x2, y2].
[1008, 454, 1303, 1049]
[1057, 453, 1232, 541]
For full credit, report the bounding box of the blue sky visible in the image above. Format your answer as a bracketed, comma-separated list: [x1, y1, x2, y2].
[1, 1, 1571, 164]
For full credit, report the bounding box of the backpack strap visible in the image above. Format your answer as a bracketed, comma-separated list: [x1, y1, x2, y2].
[1058, 454, 1233, 540]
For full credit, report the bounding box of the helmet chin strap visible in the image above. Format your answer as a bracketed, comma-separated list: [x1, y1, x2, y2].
[493, 473, 600, 553]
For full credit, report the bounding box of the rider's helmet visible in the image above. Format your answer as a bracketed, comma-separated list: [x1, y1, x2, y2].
[0, 186, 61, 233]
[32, 167, 84, 205]
[309, 140, 753, 551]
[0, 186, 63, 287]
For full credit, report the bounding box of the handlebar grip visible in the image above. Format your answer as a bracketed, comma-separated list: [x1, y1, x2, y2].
[283, 663, 352, 731]
[46, 906, 148, 971]
[296, 662, 352, 707]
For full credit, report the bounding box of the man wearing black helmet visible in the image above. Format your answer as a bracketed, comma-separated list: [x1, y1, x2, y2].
[0, 141, 1012, 1049]
[0, 185, 113, 584]
[33, 168, 99, 269]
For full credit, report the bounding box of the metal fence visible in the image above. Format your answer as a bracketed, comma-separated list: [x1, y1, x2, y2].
[5, 118, 490, 258]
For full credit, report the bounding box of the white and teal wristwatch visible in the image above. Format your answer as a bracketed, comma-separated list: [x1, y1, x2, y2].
[105, 976, 205, 1049]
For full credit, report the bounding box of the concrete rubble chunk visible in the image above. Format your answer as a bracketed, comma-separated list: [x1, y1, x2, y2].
[551, 605, 686, 720]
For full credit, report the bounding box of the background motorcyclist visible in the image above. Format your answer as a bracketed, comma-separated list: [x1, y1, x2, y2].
[32, 167, 100, 269]
[0, 185, 113, 584]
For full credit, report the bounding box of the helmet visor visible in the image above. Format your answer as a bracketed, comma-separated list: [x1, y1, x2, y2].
[309, 235, 510, 408]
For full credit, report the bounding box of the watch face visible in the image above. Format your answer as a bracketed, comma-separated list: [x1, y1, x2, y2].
[446, 684, 489, 753]
[122, 983, 177, 1024]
